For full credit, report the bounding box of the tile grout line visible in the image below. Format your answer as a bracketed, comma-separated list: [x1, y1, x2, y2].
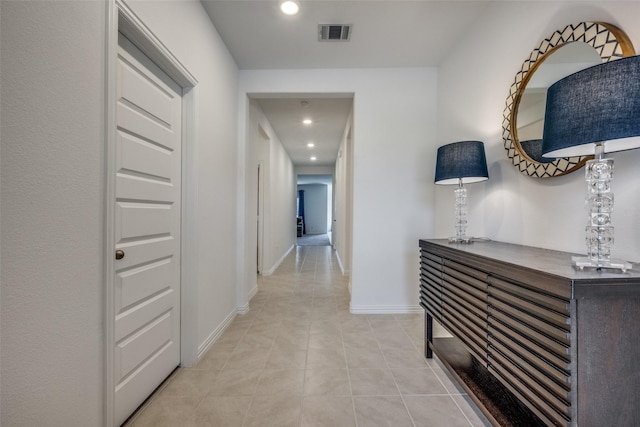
[375, 317, 419, 427]
[338, 293, 360, 427]
[402, 319, 478, 427]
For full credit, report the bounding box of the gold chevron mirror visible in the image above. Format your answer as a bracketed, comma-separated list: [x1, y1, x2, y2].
[502, 22, 635, 178]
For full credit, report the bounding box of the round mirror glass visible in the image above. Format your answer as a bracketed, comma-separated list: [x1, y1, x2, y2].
[515, 42, 602, 164]
[502, 22, 635, 178]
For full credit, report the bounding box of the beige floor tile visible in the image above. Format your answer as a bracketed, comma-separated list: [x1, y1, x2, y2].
[451, 394, 491, 426]
[382, 348, 430, 369]
[368, 318, 401, 333]
[309, 319, 341, 335]
[246, 319, 283, 334]
[349, 368, 399, 396]
[308, 310, 339, 322]
[342, 331, 379, 349]
[275, 331, 309, 349]
[127, 396, 200, 427]
[306, 347, 347, 369]
[301, 396, 357, 427]
[307, 332, 342, 349]
[280, 320, 311, 335]
[304, 368, 351, 396]
[222, 322, 252, 337]
[396, 317, 423, 334]
[404, 395, 473, 427]
[374, 329, 417, 349]
[160, 369, 218, 398]
[406, 329, 426, 348]
[212, 334, 243, 352]
[431, 365, 467, 394]
[391, 367, 449, 395]
[265, 347, 307, 369]
[353, 396, 414, 427]
[207, 368, 262, 397]
[345, 346, 388, 369]
[188, 349, 230, 371]
[222, 346, 270, 371]
[339, 315, 372, 333]
[192, 396, 252, 426]
[236, 331, 277, 349]
[255, 369, 305, 395]
[243, 395, 302, 427]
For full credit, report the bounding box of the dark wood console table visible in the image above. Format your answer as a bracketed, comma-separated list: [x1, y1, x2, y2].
[419, 239, 640, 426]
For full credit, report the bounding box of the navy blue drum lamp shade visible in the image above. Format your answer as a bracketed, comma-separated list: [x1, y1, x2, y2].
[542, 55, 640, 158]
[434, 141, 489, 185]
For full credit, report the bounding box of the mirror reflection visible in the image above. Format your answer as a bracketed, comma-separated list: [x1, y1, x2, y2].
[503, 22, 635, 178]
[515, 42, 602, 163]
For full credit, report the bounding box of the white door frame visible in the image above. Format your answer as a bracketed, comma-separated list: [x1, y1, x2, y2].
[257, 162, 264, 274]
[105, 1, 199, 424]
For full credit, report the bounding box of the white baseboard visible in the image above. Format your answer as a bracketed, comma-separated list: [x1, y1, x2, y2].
[196, 308, 237, 360]
[335, 250, 345, 274]
[236, 300, 250, 315]
[349, 304, 423, 314]
[334, 250, 350, 276]
[262, 244, 294, 276]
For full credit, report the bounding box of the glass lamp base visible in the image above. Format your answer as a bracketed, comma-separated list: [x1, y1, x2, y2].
[572, 256, 632, 273]
[448, 236, 473, 244]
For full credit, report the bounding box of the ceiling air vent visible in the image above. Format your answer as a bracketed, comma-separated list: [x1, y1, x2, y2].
[318, 24, 351, 42]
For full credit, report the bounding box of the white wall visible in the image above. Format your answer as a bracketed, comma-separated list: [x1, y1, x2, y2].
[1, 0, 240, 424]
[1, 2, 106, 424]
[435, 2, 640, 263]
[266, 114, 297, 272]
[298, 184, 328, 234]
[245, 101, 296, 284]
[239, 68, 438, 313]
[334, 116, 354, 275]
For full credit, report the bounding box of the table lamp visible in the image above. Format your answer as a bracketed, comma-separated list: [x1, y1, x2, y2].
[435, 140, 489, 243]
[542, 55, 640, 272]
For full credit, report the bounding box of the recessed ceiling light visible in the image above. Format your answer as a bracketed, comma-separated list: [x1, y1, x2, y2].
[310, 156, 317, 161]
[279, 0, 300, 15]
[307, 143, 315, 148]
[303, 118, 313, 125]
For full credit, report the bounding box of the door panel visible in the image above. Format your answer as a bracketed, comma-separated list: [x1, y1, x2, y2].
[115, 237, 175, 271]
[116, 311, 174, 378]
[118, 54, 175, 129]
[114, 32, 182, 426]
[117, 103, 175, 149]
[116, 174, 174, 203]
[116, 202, 172, 241]
[117, 258, 172, 309]
[115, 289, 173, 342]
[114, 343, 176, 425]
[118, 131, 173, 180]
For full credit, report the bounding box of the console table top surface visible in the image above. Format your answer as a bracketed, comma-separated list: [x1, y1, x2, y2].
[420, 238, 640, 284]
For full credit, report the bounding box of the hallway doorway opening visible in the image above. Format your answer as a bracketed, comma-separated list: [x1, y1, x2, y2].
[297, 174, 333, 246]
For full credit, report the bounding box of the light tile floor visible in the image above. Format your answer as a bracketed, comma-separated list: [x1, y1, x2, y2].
[126, 245, 491, 427]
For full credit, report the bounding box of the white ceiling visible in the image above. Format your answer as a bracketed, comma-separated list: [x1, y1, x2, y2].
[201, 0, 490, 70]
[201, 0, 492, 166]
[253, 96, 353, 166]
[297, 174, 334, 185]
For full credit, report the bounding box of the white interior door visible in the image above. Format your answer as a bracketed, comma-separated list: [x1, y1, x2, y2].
[114, 32, 182, 425]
